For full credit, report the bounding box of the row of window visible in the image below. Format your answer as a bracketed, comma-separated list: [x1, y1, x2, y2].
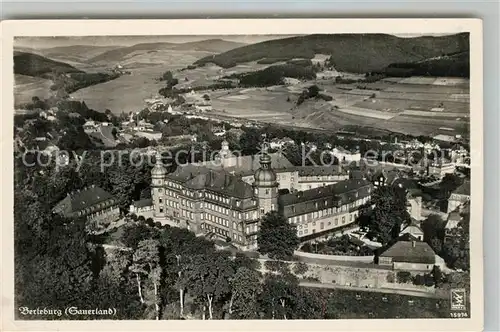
[76, 202, 115, 217]
[157, 188, 178, 199]
[276, 174, 295, 182]
[201, 223, 229, 238]
[181, 209, 194, 220]
[181, 199, 193, 208]
[296, 212, 358, 235]
[289, 196, 368, 220]
[165, 180, 182, 189]
[204, 202, 259, 221]
[245, 224, 259, 234]
[203, 213, 230, 228]
[297, 175, 346, 181]
[206, 192, 231, 205]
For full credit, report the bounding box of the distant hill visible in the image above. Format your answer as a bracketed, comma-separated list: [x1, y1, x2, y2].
[170, 39, 247, 52]
[385, 51, 470, 78]
[38, 45, 122, 60]
[14, 52, 120, 100]
[14, 51, 84, 77]
[88, 39, 247, 63]
[193, 33, 470, 73]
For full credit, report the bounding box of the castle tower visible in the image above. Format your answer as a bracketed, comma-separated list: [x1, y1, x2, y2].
[151, 151, 168, 220]
[253, 143, 279, 216]
[218, 139, 235, 167]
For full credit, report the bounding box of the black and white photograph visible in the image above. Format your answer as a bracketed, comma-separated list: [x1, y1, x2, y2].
[1, 19, 483, 331]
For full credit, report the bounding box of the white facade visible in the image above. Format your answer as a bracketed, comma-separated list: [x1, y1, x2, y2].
[332, 147, 361, 164]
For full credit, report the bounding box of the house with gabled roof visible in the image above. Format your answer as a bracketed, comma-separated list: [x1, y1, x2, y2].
[378, 240, 435, 272]
[52, 185, 120, 232]
[447, 181, 470, 213]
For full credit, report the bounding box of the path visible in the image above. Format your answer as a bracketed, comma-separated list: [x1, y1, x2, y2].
[300, 281, 447, 299]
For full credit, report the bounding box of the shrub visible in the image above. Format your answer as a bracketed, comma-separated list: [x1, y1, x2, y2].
[264, 260, 291, 274]
[386, 272, 395, 283]
[302, 276, 320, 282]
[413, 274, 425, 286]
[292, 262, 309, 275]
[318, 93, 333, 101]
[396, 271, 412, 284]
[154, 222, 162, 228]
[300, 243, 313, 253]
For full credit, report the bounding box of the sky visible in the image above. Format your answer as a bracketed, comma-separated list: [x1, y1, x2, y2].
[14, 33, 456, 49]
[14, 35, 298, 49]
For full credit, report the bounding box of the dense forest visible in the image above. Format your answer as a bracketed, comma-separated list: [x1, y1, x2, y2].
[14, 51, 121, 96]
[194, 33, 469, 73]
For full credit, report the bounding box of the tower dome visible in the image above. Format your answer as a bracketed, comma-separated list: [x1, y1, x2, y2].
[254, 144, 277, 185]
[152, 151, 167, 177]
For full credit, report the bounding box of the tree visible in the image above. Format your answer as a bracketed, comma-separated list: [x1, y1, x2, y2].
[432, 265, 443, 288]
[364, 185, 411, 245]
[129, 239, 162, 319]
[120, 223, 159, 249]
[239, 128, 261, 156]
[159, 228, 216, 317]
[203, 94, 210, 101]
[228, 267, 261, 319]
[182, 252, 235, 319]
[259, 272, 299, 319]
[442, 211, 470, 271]
[307, 85, 320, 98]
[421, 214, 445, 253]
[257, 211, 300, 260]
[161, 71, 173, 82]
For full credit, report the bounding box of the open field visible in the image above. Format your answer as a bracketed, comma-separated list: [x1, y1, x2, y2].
[13, 39, 470, 139]
[210, 88, 299, 126]
[14, 74, 53, 105]
[207, 74, 469, 137]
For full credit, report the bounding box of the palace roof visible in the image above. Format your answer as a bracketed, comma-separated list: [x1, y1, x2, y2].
[53, 185, 115, 215]
[279, 179, 372, 206]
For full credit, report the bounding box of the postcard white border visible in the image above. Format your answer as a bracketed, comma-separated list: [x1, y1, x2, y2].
[1, 18, 483, 332]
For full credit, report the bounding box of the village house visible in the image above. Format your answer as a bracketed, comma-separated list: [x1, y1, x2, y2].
[269, 137, 295, 150]
[83, 120, 99, 134]
[331, 146, 361, 164]
[378, 240, 435, 272]
[399, 220, 424, 241]
[445, 201, 470, 241]
[447, 181, 470, 213]
[129, 198, 154, 217]
[428, 159, 456, 179]
[52, 185, 121, 233]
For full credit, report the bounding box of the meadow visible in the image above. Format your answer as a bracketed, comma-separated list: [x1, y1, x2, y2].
[14, 74, 53, 105]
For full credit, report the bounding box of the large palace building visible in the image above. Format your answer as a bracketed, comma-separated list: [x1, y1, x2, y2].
[151, 141, 373, 250]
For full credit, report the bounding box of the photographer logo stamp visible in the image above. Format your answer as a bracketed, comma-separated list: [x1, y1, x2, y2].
[450, 289, 466, 311]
